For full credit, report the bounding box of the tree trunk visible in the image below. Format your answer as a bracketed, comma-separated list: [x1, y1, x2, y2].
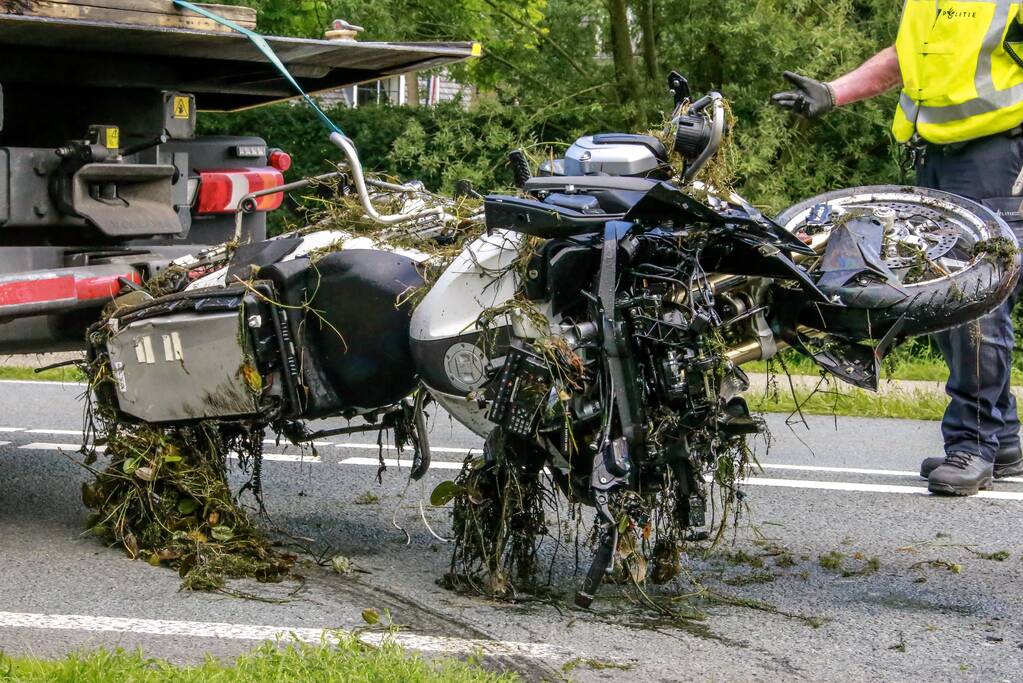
[636, 0, 658, 82]
[606, 0, 639, 104]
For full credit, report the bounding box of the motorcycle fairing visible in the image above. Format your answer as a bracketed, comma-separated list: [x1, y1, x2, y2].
[484, 194, 622, 238]
[815, 214, 903, 291]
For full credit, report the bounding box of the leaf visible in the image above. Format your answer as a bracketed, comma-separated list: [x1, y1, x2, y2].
[210, 526, 234, 542]
[240, 363, 263, 393]
[177, 498, 200, 515]
[430, 480, 462, 507]
[81, 482, 102, 509]
[123, 532, 139, 559]
[158, 548, 180, 562]
[186, 530, 208, 544]
[148, 552, 162, 567]
[207, 511, 220, 525]
[361, 608, 380, 625]
[332, 555, 353, 575]
[134, 466, 155, 482]
[122, 456, 140, 475]
[629, 554, 648, 584]
[160, 444, 182, 463]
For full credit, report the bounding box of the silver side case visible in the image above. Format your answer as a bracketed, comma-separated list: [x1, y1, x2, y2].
[107, 310, 260, 423]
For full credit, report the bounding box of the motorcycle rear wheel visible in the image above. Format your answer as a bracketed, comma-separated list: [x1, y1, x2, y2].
[775, 185, 1021, 339]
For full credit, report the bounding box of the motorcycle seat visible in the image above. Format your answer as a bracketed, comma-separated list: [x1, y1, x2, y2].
[484, 194, 619, 238]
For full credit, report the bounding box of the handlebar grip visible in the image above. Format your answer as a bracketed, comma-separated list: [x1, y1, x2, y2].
[508, 150, 533, 189]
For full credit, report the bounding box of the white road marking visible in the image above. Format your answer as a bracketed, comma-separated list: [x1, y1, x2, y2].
[744, 477, 1023, 500]
[0, 427, 24, 432]
[19, 443, 314, 463]
[334, 442, 479, 455]
[263, 439, 332, 448]
[757, 463, 1023, 484]
[0, 441, 9, 447]
[760, 462, 920, 477]
[340, 456, 464, 470]
[229, 452, 319, 464]
[0, 610, 570, 660]
[16, 433, 1023, 496]
[26, 428, 82, 436]
[20, 442, 97, 453]
[0, 379, 85, 387]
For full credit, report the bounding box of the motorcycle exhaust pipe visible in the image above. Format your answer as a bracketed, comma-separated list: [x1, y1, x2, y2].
[724, 325, 816, 365]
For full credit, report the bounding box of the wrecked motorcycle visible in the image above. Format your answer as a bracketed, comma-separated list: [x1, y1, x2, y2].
[87, 75, 1021, 606]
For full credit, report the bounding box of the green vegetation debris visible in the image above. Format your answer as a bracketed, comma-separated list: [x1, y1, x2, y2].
[975, 550, 1010, 562]
[354, 492, 380, 505]
[80, 420, 293, 593]
[562, 657, 633, 673]
[818, 551, 845, 571]
[331, 555, 354, 575]
[911, 559, 963, 574]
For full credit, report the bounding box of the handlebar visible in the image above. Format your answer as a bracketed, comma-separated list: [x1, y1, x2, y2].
[328, 132, 445, 226]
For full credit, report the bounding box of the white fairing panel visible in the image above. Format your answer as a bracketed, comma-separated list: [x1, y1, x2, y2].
[410, 229, 523, 342]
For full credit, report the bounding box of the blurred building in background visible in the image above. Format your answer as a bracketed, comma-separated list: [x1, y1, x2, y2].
[317, 19, 474, 108]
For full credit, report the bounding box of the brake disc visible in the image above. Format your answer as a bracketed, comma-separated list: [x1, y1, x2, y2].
[884, 224, 960, 269]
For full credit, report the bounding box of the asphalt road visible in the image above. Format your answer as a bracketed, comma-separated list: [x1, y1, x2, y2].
[2, 378, 1023, 682]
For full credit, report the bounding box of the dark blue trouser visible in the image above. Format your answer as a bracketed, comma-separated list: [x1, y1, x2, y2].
[915, 133, 1023, 462]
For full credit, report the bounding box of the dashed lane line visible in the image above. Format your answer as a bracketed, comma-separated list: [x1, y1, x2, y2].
[17, 442, 317, 464]
[340, 456, 464, 470]
[19, 442, 98, 453]
[0, 610, 571, 660]
[333, 442, 481, 455]
[14, 441, 1023, 497]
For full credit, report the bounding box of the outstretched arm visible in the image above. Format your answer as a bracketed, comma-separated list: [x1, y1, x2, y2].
[828, 46, 902, 106]
[772, 46, 902, 118]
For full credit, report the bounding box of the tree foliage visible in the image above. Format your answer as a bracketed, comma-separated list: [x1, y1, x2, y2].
[208, 0, 907, 213]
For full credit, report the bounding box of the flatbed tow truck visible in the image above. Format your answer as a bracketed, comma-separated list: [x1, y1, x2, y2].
[0, 1, 474, 353]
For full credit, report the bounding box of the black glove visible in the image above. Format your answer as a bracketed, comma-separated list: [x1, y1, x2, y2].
[771, 71, 836, 119]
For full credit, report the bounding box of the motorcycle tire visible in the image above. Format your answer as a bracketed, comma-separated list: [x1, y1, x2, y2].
[775, 185, 1021, 339]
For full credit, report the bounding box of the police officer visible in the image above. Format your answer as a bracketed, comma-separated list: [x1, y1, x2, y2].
[772, 0, 1023, 496]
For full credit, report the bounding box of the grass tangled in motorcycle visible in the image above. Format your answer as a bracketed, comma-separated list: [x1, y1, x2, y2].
[80, 369, 294, 592]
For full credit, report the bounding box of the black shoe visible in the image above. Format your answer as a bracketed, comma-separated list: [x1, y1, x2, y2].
[920, 445, 1023, 479]
[928, 452, 994, 496]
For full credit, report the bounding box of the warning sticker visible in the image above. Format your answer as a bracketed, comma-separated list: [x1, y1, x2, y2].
[172, 95, 191, 120]
[105, 127, 120, 150]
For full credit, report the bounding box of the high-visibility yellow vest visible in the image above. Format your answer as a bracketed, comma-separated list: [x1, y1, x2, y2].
[894, 0, 1023, 144]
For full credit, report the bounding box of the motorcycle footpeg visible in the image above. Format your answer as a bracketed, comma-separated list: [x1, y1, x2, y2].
[716, 397, 763, 436]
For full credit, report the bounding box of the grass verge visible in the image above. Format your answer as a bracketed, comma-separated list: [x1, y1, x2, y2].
[0, 637, 518, 683]
[749, 384, 947, 421]
[0, 366, 85, 383]
[745, 348, 1023, 386]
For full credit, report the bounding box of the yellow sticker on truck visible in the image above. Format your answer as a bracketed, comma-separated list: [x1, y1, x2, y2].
[173, 96, 191, 120]
[106, 127, 120, 150]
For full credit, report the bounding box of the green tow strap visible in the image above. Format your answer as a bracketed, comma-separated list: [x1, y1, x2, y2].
[172, 0, 345, 136]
